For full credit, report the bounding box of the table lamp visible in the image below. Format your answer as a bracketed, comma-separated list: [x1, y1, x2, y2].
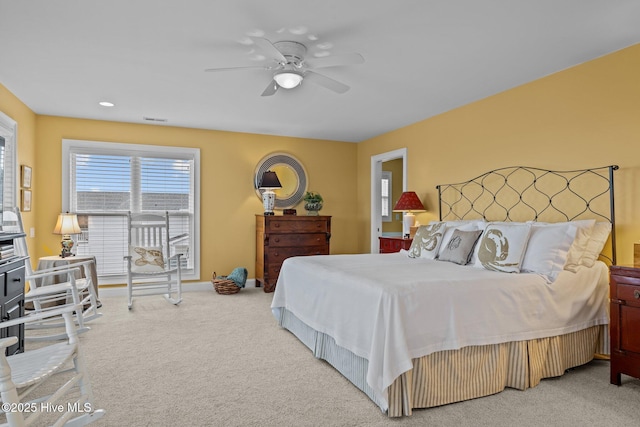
[53, 212, 82, 258]
[393, 191, 426, 238]
[259, 171, 282, 216]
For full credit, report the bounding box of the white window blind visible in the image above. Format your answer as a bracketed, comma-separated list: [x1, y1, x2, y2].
[63, 140, 200, 283]
[381, 171, 392, 222]
[0, 112, 17, 214]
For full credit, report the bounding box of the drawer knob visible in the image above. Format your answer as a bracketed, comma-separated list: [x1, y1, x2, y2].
[634, 290, 640, 299]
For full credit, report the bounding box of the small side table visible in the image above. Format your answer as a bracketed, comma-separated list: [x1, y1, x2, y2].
[379, 236, 413, 253]
[36, 255, 100, 302]
[609, 265, 640, 385]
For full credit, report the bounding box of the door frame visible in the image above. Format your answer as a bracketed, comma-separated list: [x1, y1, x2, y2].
[370, 148, 407, 253]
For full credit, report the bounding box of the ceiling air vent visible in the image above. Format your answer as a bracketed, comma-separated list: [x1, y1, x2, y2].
[142, 116, 168, 123]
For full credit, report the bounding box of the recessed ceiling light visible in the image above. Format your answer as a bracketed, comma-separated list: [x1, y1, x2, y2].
[99, 101, 115, 107]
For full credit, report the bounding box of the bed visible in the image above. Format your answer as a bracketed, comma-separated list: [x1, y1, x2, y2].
[271, 165, 618, 417]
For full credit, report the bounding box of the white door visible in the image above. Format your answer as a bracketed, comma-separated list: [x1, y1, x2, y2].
[370, 148, 407, 253]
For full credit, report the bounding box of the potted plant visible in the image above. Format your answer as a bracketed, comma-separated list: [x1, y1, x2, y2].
[303, 191, 323, 215]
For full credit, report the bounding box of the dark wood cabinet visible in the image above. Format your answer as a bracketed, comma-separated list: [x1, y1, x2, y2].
[609, 265, 640, 385]
[255, 215, 331, 293]
[0, 232, 26, 356]
[379, 236, 413, 253]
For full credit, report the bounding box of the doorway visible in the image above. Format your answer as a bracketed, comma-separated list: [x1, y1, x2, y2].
[370, 148, 407, 253]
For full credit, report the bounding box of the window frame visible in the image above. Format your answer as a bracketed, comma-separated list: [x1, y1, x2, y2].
[62, 139, 200, 284]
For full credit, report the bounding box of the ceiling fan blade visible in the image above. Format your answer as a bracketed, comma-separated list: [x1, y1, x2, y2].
[303, 71, 350, 94]
[261, 80, 279, 97]
[251, 37, 287, 63]
[205, 65, 273, 72]
[305, 53, 364, 69]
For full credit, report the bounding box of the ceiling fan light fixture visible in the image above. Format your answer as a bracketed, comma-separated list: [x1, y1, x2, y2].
[274, 71, 303, 89]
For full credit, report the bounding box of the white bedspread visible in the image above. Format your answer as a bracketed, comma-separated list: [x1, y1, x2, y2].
[270, 252, 609, 410]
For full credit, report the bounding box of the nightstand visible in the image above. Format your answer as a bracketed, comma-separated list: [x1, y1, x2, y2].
[609, 265, 640, 385]
[379, 236, 413, 253]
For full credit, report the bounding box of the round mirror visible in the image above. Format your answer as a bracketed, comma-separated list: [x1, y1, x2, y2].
[254, 153, 308, 209]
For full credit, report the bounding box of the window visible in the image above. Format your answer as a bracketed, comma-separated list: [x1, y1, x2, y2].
[62, 140, 200, 283]
[0, 112, 17, 214]
[381, 171, 392, 222]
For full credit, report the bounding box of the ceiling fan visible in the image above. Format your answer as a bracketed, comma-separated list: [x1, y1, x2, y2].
[205, 37, 364, 96]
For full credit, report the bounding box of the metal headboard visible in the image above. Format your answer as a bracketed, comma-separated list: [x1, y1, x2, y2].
[436, 165, 619, 264]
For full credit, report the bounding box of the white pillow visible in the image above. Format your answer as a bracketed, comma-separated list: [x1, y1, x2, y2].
[129, 246, 165, 273]
[564, 219, 596, 272]
[474, 222, 532, 273]
[579, 222, 612, 268]
[407, 222, 446, 260]
[521, 222, 578, 282]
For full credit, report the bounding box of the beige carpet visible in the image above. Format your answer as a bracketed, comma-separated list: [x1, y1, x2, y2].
[37, 286, 640, 426]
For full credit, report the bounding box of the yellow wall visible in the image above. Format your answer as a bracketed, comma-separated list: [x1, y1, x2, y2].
[0, 84, 37, 256]
[0, 84, 359, 283]
[30, 115, 358, 283]
[357, 43, 640, 264]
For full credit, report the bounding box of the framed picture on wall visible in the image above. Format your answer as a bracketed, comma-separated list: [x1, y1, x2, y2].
[21, 165, 32, 188]
[21, 189, 32, 212]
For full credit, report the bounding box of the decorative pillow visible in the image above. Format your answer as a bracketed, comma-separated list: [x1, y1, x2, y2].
[438, 229, 483, 265]
[129, 246, 165, 273]
[407, 222, 446, 259]
[474, 222, 532, 273]
[579, 222, 612, 268]
[521, 222, 578, 282]
[564, 219, 597, 272]
[437, 221, 485, 258]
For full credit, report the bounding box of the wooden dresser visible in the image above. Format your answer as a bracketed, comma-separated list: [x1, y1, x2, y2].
[0, 232, 26, 356]
[609, 265, 640, 385]
[255, 215, 331, 293]
[379, 236, 413, 253]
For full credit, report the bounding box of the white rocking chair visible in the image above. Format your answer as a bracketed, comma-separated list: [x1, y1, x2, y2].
[4, 208, 101, 341]
[0, 304, 105, 426]
[124, 212, 183, 309]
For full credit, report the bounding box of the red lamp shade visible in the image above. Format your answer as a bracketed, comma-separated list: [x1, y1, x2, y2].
[393, 191, 425, 212]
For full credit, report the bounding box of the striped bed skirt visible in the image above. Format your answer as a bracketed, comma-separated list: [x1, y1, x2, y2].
[277, 308, 608, 417]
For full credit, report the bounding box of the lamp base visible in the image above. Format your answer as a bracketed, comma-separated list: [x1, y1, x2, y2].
[262, 190, 276, 216]
[403, 213, 416, 238]
[60, 235, 75, 258]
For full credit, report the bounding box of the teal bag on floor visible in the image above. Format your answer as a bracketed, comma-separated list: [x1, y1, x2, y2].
[221, 267, 248, 288]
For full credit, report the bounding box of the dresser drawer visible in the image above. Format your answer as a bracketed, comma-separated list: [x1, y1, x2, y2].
[5, 266, 25, 299]
[266, 263, 283, 280]
[611, 274, 640, 308]
[266, 219, 329, 233]
[616, 283, 640, 307]
[267, 246, 328, 263]
[379, 237, 412, 253]
[269, 233, 327, 247]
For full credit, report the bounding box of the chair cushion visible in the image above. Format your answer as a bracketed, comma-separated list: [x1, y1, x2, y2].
[130, 246, 165, 273]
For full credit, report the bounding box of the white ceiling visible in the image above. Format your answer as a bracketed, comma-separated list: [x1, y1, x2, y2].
[1, 1, 639, 143]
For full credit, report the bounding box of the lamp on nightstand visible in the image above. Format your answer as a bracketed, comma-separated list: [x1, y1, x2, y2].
[393, 191, 426, 238]
[259, 171, 282, 216]
[53, 212, 82, 258]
